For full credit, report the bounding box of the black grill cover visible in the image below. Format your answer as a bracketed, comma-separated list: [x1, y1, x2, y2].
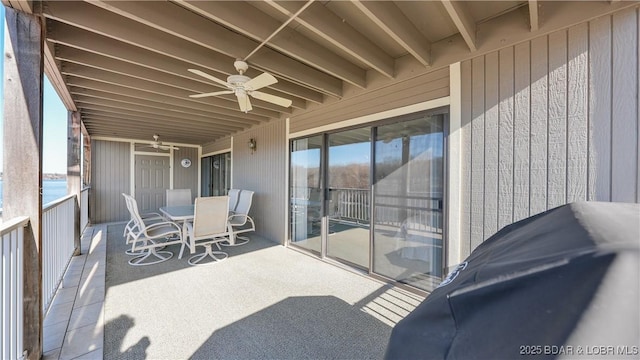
[385, 202, 640, 360]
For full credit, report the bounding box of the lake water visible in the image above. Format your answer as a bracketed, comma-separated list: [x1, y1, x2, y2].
[0, 180, 68, 208]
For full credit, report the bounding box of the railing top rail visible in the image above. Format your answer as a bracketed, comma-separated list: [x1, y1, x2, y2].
[0, 216, 30, 235]
[43, 194, 76, 212]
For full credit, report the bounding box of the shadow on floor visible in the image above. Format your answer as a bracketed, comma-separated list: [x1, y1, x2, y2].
[190, 295, 392, 360]
[105, 223, 278, 287]
[103, 315, 150, 359]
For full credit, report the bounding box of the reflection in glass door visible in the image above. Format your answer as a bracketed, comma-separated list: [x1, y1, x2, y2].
[201, 152, 231, 196]
[327, 128, 371, 269]
[290, 136, 323, 253]
[372, 113, 445, 292]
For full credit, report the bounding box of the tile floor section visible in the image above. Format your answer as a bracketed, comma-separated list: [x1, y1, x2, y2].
[43, 225, 106, 360]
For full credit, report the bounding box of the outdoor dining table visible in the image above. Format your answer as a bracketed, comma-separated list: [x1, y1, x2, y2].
[159, 204, 236, 246]
[159, 205, 194, 246]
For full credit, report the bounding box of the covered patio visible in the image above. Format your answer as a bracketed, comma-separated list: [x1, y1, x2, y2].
[43, 223, 422, 359]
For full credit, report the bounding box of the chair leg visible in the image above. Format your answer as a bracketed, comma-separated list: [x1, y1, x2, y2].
[220, 234, 250, 247]
[129, 247, 174, 266]
[188, 244, 228, 265]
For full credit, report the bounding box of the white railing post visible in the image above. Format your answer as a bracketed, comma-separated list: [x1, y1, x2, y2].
[1, 217, 29, 360]
[41, 195, 78, 314]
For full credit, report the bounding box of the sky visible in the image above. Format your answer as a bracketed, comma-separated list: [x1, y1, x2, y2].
[1, 5, 69, 174]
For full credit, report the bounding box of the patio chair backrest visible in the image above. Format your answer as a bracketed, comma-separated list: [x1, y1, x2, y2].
[234, 190, 254, 216]
[228, 189, 240, 212]
[193, 196, 230, 238]
[167, 188, 192, 206]
[123, 193, 148, 234]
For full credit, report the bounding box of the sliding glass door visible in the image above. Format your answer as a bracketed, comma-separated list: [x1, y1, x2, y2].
[326, 128, 371, 268]
[289, 108, 447, 292]
[290, 136, 323, 253]
[372, 113, 445, 291]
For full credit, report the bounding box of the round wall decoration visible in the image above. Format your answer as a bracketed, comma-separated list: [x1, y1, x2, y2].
[181, 158, 192, 168]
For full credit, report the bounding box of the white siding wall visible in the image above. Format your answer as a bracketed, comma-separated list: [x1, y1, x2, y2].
[90, 140, 130, 223]
[459, 8, 640, 258]
[232, 120, 287, 244]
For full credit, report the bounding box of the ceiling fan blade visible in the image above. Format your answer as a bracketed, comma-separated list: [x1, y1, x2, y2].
[244, 72, 277, 91]
[250, 91, 293, 108]
[238, 95, 253, 113]
[189, 90, 234, 98]
[188, 69, 229, 88]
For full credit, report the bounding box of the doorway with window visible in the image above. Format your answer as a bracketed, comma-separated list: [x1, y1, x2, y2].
[289, 108, 447, 292]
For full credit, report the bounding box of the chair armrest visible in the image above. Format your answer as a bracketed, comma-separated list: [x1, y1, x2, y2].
[146, 220, 182, 233]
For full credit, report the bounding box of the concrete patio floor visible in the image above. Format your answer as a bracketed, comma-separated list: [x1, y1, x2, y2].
[42, 223, 424, 359]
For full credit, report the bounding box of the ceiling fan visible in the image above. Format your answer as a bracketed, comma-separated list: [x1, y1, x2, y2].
[188, 60, 293, 113]
[145, 135, 179, 151]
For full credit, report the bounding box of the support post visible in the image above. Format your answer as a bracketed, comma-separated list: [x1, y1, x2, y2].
[3, 7, 44, 360]
[68, 111, 82, 255]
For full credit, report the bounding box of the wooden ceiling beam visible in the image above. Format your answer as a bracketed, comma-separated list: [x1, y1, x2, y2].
[61, 64, 283, 118]
[528, 0, 539, 31]
[43, 1, 331, 102]
[441, 0, 477, 52]
[46, 20, 323, 104]
[352, 1, 431, 67]
[43, 29, 76, 110]
[80, 0, 342, 98]
[66, 78, 266, 124]
[55, 45, 305, 110]
[78, 106, 244, 132]
[176, 0, 366, 89]
[72, 94, 258, 129]
[266, 1, 395, 78]
[69, 87, 256, 128]
[81, 115, 230, 135]
[82, 119, 227, 137]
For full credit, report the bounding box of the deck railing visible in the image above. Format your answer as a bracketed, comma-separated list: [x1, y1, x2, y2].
[42, 195, 77, 313]
[1, 216, 28, 360]
[294, 187, 443, 233]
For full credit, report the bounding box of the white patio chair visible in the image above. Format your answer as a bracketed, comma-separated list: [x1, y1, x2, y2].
[123, 193, 184, 266]
[122, 193, 164, 255]
[222, 190, 255, 246]
[166, 188, 192, 206]
[183, 196, 233, 265]
[228, 189, 240, 213]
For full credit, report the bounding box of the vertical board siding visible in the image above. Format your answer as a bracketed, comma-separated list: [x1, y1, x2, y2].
[460, 60, 473, 258]
[589, 16, 613, 201]
[232, 120, 286, 244]
[470, 57, 486, 250]
[290, 68, 449, 133]
[484, 52, 499, 240]
[90, 140, 130, 223]
[529, 36, 549, 215]
[459, 8, 640, 258]
[547, 31, 568, 209]
[173, 146, 198, 200]
[498, 47, 515, 229]
[611, 9, 639, 202]
[567, 24, 589, 203]
[513, 42, 531, 222]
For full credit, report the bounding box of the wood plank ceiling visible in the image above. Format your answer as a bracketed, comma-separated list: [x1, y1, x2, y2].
[5, 0, 637, 145]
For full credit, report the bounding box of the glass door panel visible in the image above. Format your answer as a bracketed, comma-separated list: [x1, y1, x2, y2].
[201, 152, 231, 196]
[290, 136, 323, 253]
[372, 114, 445, 292]
[327, 128, 371, 269]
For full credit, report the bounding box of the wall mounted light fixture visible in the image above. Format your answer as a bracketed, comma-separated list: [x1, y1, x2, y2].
[248, 138, 257, 153]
